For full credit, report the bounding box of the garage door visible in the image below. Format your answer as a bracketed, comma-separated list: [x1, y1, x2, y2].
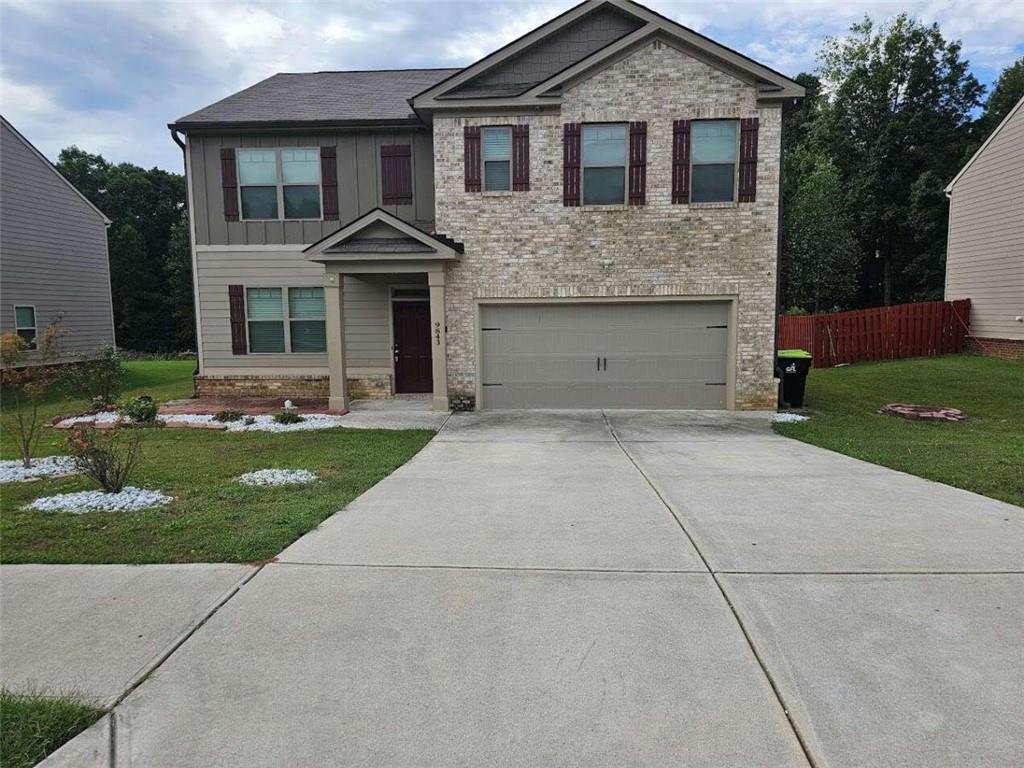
[479, 302, 730, 409]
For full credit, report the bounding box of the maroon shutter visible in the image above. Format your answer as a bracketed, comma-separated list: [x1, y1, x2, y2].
[220, 148, 239, 221]
[738, 117, 759, 202]
[628, 121, 647, 205]
[563, 123, 581, 206]
[320, 146, 339, 220]
[228, 285, 247, 355]
[671, 120, 691, 204]
[512, 125, 530, 191]
[381, 145, 413, 205]
[464, 126, 481, 192]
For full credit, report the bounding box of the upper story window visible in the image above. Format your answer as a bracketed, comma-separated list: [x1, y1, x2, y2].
[691, 121, 738, 203]
[13, 305, 36, 349]
[245, 287, 326, 353]
[582, 123, 626, 205]
[482, 127, 512, 191]
[237, 148, 321, 220]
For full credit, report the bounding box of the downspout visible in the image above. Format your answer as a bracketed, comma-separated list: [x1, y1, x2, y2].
[170, 127, 204, 388]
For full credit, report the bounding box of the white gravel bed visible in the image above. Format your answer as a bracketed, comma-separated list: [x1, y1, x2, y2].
[236, 469, 319, 487]
[162, 413, 347, 432]
[773, 412, 810, 423]
[0, 456, 79, 483]
[25, 487, 173, 514]
[56, 412, 123, 427]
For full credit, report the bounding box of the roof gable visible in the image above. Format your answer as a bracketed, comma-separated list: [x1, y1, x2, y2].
[303, 208, 463, 263]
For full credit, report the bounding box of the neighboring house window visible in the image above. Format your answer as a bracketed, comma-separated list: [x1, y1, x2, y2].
[482, 127, 512, 191]
[13, 306, 36, 349]
[582, 124, 626, 205]
[237, 148, 321, 220]
[245, 287, 326, 353]
[691, 121, 738, 203]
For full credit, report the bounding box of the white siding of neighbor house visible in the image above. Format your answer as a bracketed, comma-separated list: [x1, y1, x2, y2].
[0, 121, 115, 362]
[945, 103, 1024, 341]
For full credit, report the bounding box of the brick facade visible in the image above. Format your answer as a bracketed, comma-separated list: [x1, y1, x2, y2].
[434, 41, 781, 409]
[194, 374, 395, 399]
[965, 336, 1024, 360]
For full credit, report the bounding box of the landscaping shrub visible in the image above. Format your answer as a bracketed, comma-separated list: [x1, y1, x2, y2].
[273, 410, 305, 424]
[119, 395, 158, 424]
[65, 426, 143, 493]
[213, 409, 245, 423]
[63, 345, 125, 406]
[243, 416, 256, 426]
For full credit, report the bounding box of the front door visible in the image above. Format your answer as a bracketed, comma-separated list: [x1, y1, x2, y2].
[392, 301, 432, 393]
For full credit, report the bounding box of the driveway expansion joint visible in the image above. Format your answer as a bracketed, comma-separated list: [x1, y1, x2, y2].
[274, 561, 711, 574]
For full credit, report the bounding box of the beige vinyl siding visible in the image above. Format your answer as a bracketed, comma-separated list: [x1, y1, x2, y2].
[196, 249, 400, 374]
[189, 130, 436, 247]
[945, 104, 1024, 340]
[0, 121, 115, 363]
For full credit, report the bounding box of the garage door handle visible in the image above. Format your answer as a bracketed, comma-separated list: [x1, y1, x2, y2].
[596, 356, 600, 371]
[602, 357, 607, 371]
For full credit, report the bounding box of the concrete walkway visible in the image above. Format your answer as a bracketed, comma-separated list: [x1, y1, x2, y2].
[39, 411, 1024, 767]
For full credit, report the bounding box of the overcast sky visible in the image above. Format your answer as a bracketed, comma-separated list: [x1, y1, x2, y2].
[2, 0, 1021, 172]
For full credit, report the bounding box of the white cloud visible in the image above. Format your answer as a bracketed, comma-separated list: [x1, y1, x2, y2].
[0, 74, 60, 116]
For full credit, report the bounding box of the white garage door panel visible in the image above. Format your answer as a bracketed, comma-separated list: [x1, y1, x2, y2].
[480, 302, 730, 409]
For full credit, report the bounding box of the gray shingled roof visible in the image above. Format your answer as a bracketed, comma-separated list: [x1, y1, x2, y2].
[173, 69, 460, 128]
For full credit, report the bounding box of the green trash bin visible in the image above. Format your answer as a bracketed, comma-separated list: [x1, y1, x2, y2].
[777, 349, 812, 408]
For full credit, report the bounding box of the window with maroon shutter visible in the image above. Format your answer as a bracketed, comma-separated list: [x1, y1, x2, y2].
[381, 145, 413, 205]
[563, 123, 581, 206]
[228, 285, 247, 355]
[671, 120, 691, 204]
[221, 148, 239, 221]
[512, 125, 530, 191]
[464, 126, 481, 192]
[738, 117, 759, 202]
[320, 146, 339, 219]
[628, 121, 647, 205]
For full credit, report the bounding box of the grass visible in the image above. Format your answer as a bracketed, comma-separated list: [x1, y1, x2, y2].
[1, 360, 434, 563]
[773, 354, 1024, 507]
[0, 689, 105, 768]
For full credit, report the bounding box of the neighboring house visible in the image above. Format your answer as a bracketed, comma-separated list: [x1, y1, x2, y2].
[169, 0, 804, 411]
[0, 116, 115, 365]
[944, 96, 1024, 360]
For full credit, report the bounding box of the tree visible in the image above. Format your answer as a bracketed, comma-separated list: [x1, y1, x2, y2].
[970, 58, 1024, 152]
[816, 15, 984, 306]
[165, 216, 196, 352]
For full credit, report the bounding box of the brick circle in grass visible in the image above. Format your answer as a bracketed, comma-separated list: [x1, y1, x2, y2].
[878, 404, 966, 422]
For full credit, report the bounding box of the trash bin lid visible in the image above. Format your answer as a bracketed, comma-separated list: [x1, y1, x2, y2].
[777, 349, 812, 359]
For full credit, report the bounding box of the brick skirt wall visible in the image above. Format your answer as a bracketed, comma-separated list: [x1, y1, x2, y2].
[194, 374, 395, 399]
[965, 336, 1024, 360]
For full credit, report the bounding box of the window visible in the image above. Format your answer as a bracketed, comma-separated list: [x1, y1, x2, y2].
[237, 148, 321, 220]
[582, 124, 627, 205]
[691, 121, 738, 203]
[245, 287, 326, 353]
[482, 127, 512, 191]
[13, 305, 36, 349]
[288, 288, 326, 353]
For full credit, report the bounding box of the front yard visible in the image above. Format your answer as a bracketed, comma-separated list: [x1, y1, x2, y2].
[773, 354, 1023, 507]
[1, 360, 433, 563]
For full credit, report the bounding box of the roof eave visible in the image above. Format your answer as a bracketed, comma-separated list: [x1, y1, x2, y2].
[167, 117, 427, 132]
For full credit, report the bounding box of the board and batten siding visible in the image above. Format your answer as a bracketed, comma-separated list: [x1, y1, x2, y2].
[0, 120, 115, 362]
[945, 102, 1024, 341]
[188, 129, 436, 247]
[196, 248, 411, 375]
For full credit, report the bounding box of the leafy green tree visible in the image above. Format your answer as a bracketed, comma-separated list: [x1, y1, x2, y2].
[969, 58, 1024, 152]
[165, 217, 196, 352]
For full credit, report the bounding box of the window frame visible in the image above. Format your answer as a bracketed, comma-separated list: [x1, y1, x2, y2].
[13, 305, 37, 350]
[481, 125, 513, 192]
[243, 287, 327, 354]
[237, 148, 324, 222]
[581, 122, 628, 206]
[688, 119, 740, 204]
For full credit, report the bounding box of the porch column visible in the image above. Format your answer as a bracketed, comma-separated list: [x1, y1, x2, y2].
[428, 267, 449, 412]
[323, 271, 348, 412]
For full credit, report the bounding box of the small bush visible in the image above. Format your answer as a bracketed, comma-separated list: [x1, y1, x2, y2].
[65, 426, 143, 493]
[63, 346, 125, 404]
[88, 394, 117, 413]
[243, 416, 256, 426]
[214, 409, 245, 423]
[273, 410, 305, 425]
[119, 395, 158, 424]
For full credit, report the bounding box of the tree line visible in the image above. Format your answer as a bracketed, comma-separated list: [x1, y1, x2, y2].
[55, 15, 1023, 351]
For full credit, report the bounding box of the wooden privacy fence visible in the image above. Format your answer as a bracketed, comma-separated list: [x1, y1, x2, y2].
[777, 299, 971, 368]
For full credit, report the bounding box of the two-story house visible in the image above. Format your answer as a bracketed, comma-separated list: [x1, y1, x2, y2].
[169, 0, 804, 412]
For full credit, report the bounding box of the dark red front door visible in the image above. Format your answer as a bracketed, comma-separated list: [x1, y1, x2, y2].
[393, 301, 432, 393]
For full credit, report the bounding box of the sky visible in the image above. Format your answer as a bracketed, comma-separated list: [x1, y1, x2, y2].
[1, 0, 1021, 173]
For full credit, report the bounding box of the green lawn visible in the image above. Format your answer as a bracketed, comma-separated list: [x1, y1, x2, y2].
[1, 360, 433, 563]
[0, 689, 104, 768]
[773, 354, 1024, 507]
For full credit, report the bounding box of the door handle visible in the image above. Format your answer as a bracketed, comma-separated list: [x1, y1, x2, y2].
[393, 344, 399, 363]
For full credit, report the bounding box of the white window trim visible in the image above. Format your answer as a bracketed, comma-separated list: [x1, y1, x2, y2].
[13, 304, 37, 349]
[244, 287, 327, 355]
[237, 148, 324, 223]
[688, 119, 740, 205]
[581, 122, 628, 206]
[481, 126, 513, 192]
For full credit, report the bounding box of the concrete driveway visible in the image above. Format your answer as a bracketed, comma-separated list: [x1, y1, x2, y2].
[43, 411, 1024, 767]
